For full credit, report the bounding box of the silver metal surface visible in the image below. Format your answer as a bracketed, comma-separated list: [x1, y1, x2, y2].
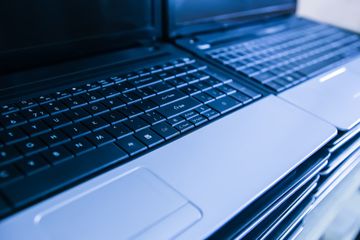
[0, 96, 336, 239]
[280, 56, 360, 131]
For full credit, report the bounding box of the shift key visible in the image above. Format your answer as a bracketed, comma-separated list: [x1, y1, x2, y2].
[157, 97, 201, 119]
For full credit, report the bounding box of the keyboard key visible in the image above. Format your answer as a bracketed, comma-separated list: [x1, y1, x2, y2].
[86, 131, 114, 147]
[20, 106, 49, 121]
[202, 109, 220, 120]
[83, 102, 109, 116]
[0, 165, 23, 186]
[182, 110, 198, 120]
[0, 146, 22, 164]
[134, 129, 164, 148]
[62, 123, 91, 139]
[175, 120, 194, 133]
[42, 146, 73, 164]
[134, 99, 158, 112]
[194, 92, 214, 104]
[189, 115, 208, 126]
[101, 97, 125, 110]
[114, 81, 135, 93]
[82, 117, 109, 131]
[61, 95, 87, 109]
[0, 128, 28, 145]
[136, 87, 156, 99]
[0, 113, 27, 128]
[180, 84, 201, 96]
[97, 86, 120, 99]
[123, 117, 149, 132]
[39, 130, 70, 147]
[151, 89, 187, 106]
[231, 92, 252, 104]
[195, 105, 211, 114]
[64, 108, 91, 122]
[101, 111, 126, 125]
[149, 82, 173, 94]
[0, 104, 19, 115]
[205, 88, 226, 99]
[119, 91, 142, 104]
[15, 138, 48, 156]
[141, 111, 165, 125]
[17, 156, 49, 175]
[65, 138, 95, 156]
[217, 85, 236, 95]
[42, 101, 68, 115]
[105, 123, 132, 139]
[21, 121, 50, 136]
[208, 96, 241, 114]
[17, 99, 37, 109]
[2, 144, 128, 208]
[157, 97, 201, 119]
[43, 114, 72, 129]
[116, 135, 147, 156]
[82, 91, 105, 103]
[152, 122, 179, 140]
[119, 105, 143, 118]
[132, 76, 161, 88]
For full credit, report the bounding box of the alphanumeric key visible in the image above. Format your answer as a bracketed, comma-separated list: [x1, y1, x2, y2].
[0, 145, 22, 164]
[167, 77, 188, 88]
[132, 76, 161, 88]
[194, 92, 214, 104]
[231, 92, 252, 104]
[17, 155, 49, 175]
[152, 122, 179, 140]
[0, 165, 23, 186]
[149, 82, 173, 94]
[39, 130, 70, 147]
[134, 129, 164, 148]
[62, 123, 91, 139]
[42, 146, 73, 164]
[180, 84, 201, 96]
[68, 86, 86, 95]
[101, 111, 126, 125]
[0, 113, 27, 128]
[114, 81, 135, 93]
[0, 104, 19, 115]
[86, 130, 114, 147]
[119, 91, 141, 104]
[0, 128, 28, 145]
[105, 123, 132, 139]
[217, 85, 237, 95]
[82, 91, 104, 103]
[116, 135, 147, 156]
[42, 101, 68, 115]
[82, 82, 101, 92]
[35, 95, 54, 105]
[180, 74, 198, 85]
[167, 116, 185, 126]
[205, 88, 226, 99]
[82, 117, 109, 131]
[17, 99, 37, 109]
[101, 97, 126, 110]
[65, 138, 95, 156]
[51, 90, 71, 100]
[123, 117, 149, 132]
[61, 95, 87, 109]
[141, 111, 165, 125]
[204, 77, 222, 87]
[135, 99, 158, 112]
[119, 105, 143, 118]
[20, 106, 49, 121]
[15, 138, 48, 156]
[97, 79, 114, 87]
[44, 114, 72, 129]
[136, 87, 156, 99]
[192, 81, 212, 91]
[97, 86, 120, 99]
[83, 102, 108, 116]
[64, 108, 91, 122]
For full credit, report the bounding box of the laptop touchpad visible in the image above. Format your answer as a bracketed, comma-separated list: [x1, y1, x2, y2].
[35, 168, 201, 240]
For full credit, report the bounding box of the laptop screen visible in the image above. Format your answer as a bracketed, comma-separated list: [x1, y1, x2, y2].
[168, 0, 296, 37]
[0, 0, 160, 74]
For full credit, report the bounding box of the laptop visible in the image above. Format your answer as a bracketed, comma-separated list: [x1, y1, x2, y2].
[168, 0, 360, 132]
[0, 0, 337, 239]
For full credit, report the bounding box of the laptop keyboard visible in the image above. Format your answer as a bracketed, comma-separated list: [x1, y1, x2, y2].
[0, 57, 262, 216]
[207, 22, 360, 92]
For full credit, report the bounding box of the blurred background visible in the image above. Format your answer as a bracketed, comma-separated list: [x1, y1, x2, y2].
[298, 0, 360, 33]
[297, 2, 360, 239]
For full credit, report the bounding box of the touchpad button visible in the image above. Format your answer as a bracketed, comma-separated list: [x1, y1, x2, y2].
[36, 168, 201, 240]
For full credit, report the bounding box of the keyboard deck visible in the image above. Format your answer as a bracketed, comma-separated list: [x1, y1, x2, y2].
[0, 57, 262, 217]
[207, 21, 360, 92]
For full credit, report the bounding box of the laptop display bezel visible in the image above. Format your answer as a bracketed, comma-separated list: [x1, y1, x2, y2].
[166, 0, 297, 38]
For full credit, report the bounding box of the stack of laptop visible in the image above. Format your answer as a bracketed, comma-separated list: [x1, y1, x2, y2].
[0, 0, 359, 239]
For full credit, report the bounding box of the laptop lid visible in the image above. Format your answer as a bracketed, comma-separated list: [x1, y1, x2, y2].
[0, 0, 161, 76]
[166, 0, 297, 38]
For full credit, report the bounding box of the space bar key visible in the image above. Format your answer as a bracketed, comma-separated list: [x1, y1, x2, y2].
[1, 143, 129, 208]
